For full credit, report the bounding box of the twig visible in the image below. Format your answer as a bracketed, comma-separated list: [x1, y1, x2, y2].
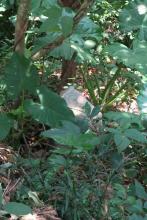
[32, 0, 94, 60]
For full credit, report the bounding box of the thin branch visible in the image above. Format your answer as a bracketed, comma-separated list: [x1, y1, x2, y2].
[73, 0, 94, 25]
[32, 0, 94, 60]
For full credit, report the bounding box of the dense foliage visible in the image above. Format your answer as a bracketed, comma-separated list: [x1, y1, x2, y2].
[0, 0, 147, 220]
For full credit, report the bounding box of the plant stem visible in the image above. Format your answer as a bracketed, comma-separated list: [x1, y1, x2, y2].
[101, 68, 121, 108]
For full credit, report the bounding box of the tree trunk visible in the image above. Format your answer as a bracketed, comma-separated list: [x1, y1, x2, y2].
[58, 0, 94, 90]
[14, 0, 30, 54]
[59, 0, 81, 90]
[59, 52, 77, 90]
[59, 0, 81, 10]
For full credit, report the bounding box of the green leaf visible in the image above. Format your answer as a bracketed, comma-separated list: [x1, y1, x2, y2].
[40, 5, 62, 32]
[5, 53, 39, 99]
[138, 83, 147, 114]
[104, 111, 141, 127]
[31, 0, 58, 15]
[135, 180, 147, 200]
[129, 214, 145, 220]
[125, 129, 147, 143]
[84, 102, 92, 116]
[42, 121, 100, 150]
[114, 184, 126, 199]
[61, 15, 73, 36]
[31, 0, 41, 14]
[138, 84, 147, 128]
[40, 19, 61, 33]
[0, 113, 12, 140]
[106, 43, 132, 65]
[90, 106, 100, 118]
[119, 0, 147, 41]
[75, 17, 98, 36]
[128, 199, 143, 213]
[42, 0, 57, 8]
[24, 86, 75, 127]
[77, 133, 100, 150]
[4, 202, 32, 216]
[32, 33, 61, 55]
[71, 42, 96, 64]
[106, 40, 147, 74]
[114, 133, 130, 152]
[144, 201, 147, 209]
[50, 40, 75, 60]
[111, 153, 124, 169]
[49, 155, 67, 168]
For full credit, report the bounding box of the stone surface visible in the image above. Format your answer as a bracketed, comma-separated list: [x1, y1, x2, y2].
[61, 86, 94, 118]
[61, 86, 103, 132]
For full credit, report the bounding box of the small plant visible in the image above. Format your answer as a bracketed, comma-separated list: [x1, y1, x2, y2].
[0, 184, 32, 219]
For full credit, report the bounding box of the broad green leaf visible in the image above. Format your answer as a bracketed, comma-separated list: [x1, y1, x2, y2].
[104, 111, 142, 127]
[42, 121, 100, 150]
[144, 201, 147, 209]
[71, 34, 85, 46]
[42, 121, 80, 146]
[119, 0, 147, 41]
[114, 133, 130, 152]
[77, 133, 100, 150]
[133, 40, 147, 73]
[31, 0, 41, 14]
[32, 33, 61, 55]
[135, 180, 147, 200]
[50, 40, 75, 60]
[43, 121, 80, 136]
[128, 199, 143, 213]
[104, 111, 133, 121]
[71, 42, 96, 63]
[40, 19, 61, 33]
[138, 83, 147, 114]
[49, 33, 97, 62]
[42, 0, 57, 8]
[4, 202, 32, 216]
[60, 7, 74, 36]
[138, 84, 147, 128]
[40, 5, 62, 32]
[125, 129, 147, 143]
[0, 113, 12, 140]
[5, 53, 29, 98]
[105, 43, 132, 65]
[24, 86, 75, 127]
[106, 40, 147, 74]
[31, 0, 58, 15]
[5, 53, 39, 99]
[51, 38, 96, 63]
[129, 214, 145, 220]
[75, 17, 98, 36]
[61, 15, 73, 36]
